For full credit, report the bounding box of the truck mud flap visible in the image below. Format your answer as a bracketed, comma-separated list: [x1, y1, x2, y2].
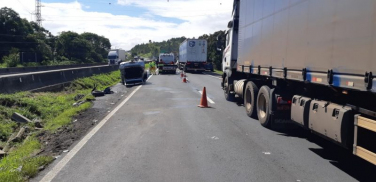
[308, 101, 353, 147]
[291, 95, 311, 128]
[354, 115, 376, 165]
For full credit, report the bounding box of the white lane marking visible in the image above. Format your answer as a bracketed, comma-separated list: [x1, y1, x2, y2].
[202, 73, 221, 80]
[198, 91, 215, 104]
[40, 76, 152, 182]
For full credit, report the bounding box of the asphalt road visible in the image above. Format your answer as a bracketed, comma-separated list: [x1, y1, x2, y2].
[39, 71, 376, 182]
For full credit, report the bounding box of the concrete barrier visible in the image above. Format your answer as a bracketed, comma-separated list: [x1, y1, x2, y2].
[0, 65, 119, 94]
[0, 63, 107, 75]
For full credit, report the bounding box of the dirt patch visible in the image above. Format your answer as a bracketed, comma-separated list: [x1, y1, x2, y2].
[36, 83, 132, 157]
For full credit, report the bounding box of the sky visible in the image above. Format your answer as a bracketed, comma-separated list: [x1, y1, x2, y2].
[0, 0, 232, 50]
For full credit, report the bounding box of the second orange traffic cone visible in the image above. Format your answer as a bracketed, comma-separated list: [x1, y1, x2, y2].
[198, 87, 210, 108]
[183, 77, 187, 83]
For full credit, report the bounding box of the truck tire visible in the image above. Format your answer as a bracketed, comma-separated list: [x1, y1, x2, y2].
[244, 81, 259, 118]
[224, 75, 235, 101]
[257, 86, 272, 128]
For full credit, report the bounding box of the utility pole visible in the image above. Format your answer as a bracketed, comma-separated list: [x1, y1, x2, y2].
[35, 0, 42, 27]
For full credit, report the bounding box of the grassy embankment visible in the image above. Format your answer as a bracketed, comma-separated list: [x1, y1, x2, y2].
[0, 70, 121, 182]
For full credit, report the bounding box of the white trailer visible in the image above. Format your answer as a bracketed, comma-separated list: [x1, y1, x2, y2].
[220, 0, 376, 165]
[108, 49, 126, 65]
[178, 39, 207, 72]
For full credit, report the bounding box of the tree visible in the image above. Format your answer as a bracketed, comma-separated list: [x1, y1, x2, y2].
[0, 7, 113, 66]
[56, 31, 92, 62]
[81, 32, 111, 62]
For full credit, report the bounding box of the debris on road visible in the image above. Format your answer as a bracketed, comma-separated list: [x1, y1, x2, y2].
[73, 100, 86, 107]
[262, 152, 271, 155]
[2, 143, 10, 153]
[74, 94, 85, 101]
[104, 87, 113, 94]
[11, 112, 31, 123]
[0, 150, 6, 157]
[14, 127, 26, 142]
[33, 118, 44, 128]
[63, 150, 69, 153]
[91, 84, 105, 97]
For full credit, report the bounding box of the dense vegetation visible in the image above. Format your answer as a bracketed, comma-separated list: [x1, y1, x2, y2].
[0, 7, 111, 67]
[0, 71, 121, 181]
[131, 37, 186, 59]
[131, 30, 226, 70]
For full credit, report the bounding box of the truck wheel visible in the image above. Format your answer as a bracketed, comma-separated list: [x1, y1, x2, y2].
[244, 81, 259, 118]
[224, 76, 235, 101]
[257, 86, 272, 128]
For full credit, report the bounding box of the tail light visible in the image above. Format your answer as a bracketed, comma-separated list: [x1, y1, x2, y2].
[171, 61, 174, 64]
[187, 62, 191, 65]
[277, 97, 292, 104]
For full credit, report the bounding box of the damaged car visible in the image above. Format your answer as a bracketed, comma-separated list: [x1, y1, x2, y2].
[119, 60, 148, 86]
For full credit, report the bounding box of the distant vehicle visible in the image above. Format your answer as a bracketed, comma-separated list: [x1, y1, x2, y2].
[119, 60, 147, 86]
[204, 62, 214, 72]
[158, 53, 177, 74]
[178, 39, 207, 73]
[220, 0, 376, 165]
[108, 49, 126, 65]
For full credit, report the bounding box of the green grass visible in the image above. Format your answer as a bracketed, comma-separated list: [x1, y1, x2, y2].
[214, 69, 223, 75]
[0, 70, 121, 181]
[0, 136, 53, 182]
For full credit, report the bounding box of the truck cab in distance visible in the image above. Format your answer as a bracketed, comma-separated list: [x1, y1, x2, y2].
[108, 49, 126, 65]
[158, 53, 177, 74]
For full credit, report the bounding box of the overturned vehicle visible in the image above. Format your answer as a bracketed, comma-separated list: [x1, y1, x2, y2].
[119, 61, 148, 85]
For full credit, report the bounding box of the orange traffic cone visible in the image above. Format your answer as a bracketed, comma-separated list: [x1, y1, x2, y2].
[183, 77, 187, 83]
[180, 72, 184, 78]
[198, 87, 210, 108]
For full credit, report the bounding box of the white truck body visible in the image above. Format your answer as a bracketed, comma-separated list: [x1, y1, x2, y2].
[221, 0, 376, 165]
[179, 39, 207, 63]
[178, 39, 207, 72]
[108, 49, 126, 65]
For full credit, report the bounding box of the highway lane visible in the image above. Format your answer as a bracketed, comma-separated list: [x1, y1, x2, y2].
[39, 71, 376, 182]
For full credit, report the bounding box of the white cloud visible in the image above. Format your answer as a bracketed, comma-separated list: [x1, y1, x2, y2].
[0, 0, 232, 50]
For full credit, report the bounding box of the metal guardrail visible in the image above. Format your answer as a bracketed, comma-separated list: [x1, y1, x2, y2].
[0, 63, 108, 75]
[0, 65, 119, 94]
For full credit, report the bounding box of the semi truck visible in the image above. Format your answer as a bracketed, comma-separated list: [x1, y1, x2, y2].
[108, 49, 126, 65]
[178, 39, 207, 72]
[158, 53, 177, 74]
[220, 0, 376, 165]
